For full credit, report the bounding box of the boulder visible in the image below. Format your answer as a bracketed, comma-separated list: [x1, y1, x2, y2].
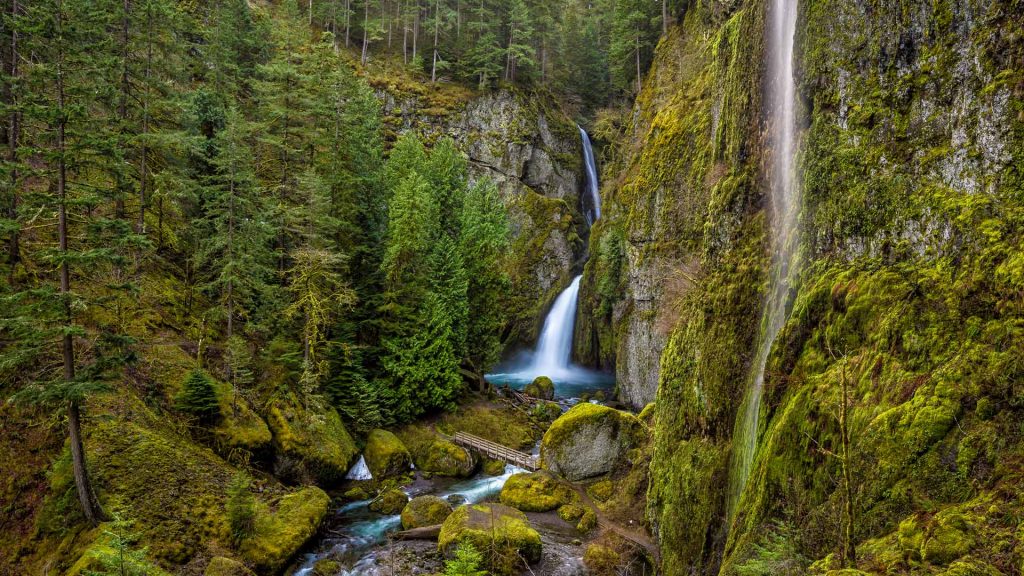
[577, 508, 598, 534]
[524, 376, 555, 400]
[238, 487, 331, 573]
[421, 439, 477, 477]
[364, 429, 412, 478]
[312, 559, 342, 576]
[266, 396, 358, 485]
[483, 458, 507, 476]
[204, 557, 255, 576]
[499, 471, 575, 512]
[401, 495, 454, 529]
[540, 403, 644, 481]
[438, 504, 542, 567]
[369, 488, 409, 515]
[583, 544, 621, 576]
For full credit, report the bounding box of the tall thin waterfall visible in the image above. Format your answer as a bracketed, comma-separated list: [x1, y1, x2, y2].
[728, 0, 802, 516]
[530, 276, 583, 378]
[579, 127, 602, 225]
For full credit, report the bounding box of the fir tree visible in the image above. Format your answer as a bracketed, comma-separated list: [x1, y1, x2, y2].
[176, 369, 220, 421]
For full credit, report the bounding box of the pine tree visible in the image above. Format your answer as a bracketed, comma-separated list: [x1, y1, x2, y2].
[504, 0, 535, 82]
[444, 542, 487, 576]
[226, 473, 256, 545]
[176, 369, 220, 421]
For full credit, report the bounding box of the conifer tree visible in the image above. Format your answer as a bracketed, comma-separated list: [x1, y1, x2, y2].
[175, 369, 220, 421]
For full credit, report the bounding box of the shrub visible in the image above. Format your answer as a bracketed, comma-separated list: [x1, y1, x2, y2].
[226, 474, 256, 545]
[444, 542, 487, 576]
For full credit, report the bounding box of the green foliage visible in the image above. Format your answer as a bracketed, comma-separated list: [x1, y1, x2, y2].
[176, 370, 220, 421]
[82, 513, 155, 576]
[226, 474, 256, 546]
[444, 542, 488, 576]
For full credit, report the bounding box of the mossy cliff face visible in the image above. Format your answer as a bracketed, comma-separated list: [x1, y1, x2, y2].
[379, 86, 586, 345]
[623, 0, 1024, 574]
[577, 3, 767, 411]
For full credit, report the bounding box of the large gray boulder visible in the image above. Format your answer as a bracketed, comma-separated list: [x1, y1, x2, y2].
[540, 403, 644, 481]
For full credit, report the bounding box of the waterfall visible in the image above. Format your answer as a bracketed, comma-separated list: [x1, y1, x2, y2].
[529, 276, 583, 378]
[345, 455, 373, 481]
[579, 127, 602, 226]
[728, 0, 802, 517]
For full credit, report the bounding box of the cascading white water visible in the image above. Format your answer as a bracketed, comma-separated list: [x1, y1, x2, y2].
[529, 275, 583, 378]
[579, 127, 602, 225]
[345, 455, 373, 481]
[728, 0, 802, 516]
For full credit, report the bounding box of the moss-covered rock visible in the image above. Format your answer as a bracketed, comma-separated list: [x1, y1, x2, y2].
[401, 495, 454, 529]
[438, 504, 542, 570]
[531, 400, 563, 422]
[66, 536, 175, 576]
[499, 471, 575, 512]
[238, 486, 330, 573]
[369, 488, 409, 515]
[938, 558, 1003, 576]
[922, 511, 976, 566]
[576, 508, 598, 534]
[540, 403, 643, 481]
[557, 504, 586, 523]
[210, 380, 272, 456]
[583, 544, 621, 576]
[420, 439, 477, 477]
[363, 429, 412, 478]
[266, 396, 358, 486]
[587, 479, 614, 502]
[312, 559, 342, 576]
[204, 556, 255, 576]
[483, 458, 507, 476]
[524, 376, 555, 400]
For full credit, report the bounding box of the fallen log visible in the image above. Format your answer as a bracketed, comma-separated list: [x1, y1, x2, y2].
[392, 525, 442, 541]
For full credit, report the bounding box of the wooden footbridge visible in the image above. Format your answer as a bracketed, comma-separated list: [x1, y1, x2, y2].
[452, 431, 539, 471]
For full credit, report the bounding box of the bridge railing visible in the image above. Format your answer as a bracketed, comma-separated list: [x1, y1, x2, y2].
[452, 431, 538, 471]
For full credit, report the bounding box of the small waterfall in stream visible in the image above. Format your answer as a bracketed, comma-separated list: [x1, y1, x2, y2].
[728, 0, 803, 518]
[345, 456, 373, 481]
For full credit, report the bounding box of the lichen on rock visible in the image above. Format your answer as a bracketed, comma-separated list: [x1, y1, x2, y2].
[541, 403, 644, 481]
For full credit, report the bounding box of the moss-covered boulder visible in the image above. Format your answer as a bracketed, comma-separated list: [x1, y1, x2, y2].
[922, 511, 976, 565]
[364, 429, 412, 478]
[524, 376, 555, 400]
[204, 556, 255, 576]
[238, 486, 330, 573]
[438, 504, 542, 568]
[210, 381, 272, 456]
[531, 400, 563, 422]
[583, 543, 621, 576]
[401, 495, 454, 529]
[540, 403, 644, 481]
[577, 508, 598, 534]
[420, 439, 477, 477]
[938, 558, 1003, 576]
[369, 488, 409, 515]
[499, 471, 575, 512]
[66, 535, 175, 576]
[266, 396, 358, 485]
[558, 503, 585, 523]
[312, 559, 342, 576]
[483, 458, 507, 476]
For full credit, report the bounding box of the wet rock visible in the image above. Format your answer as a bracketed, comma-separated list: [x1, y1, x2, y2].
[401, 495, 454, 530]
[541, 403, 645, 481]
[525, 376, 555, 400]
[364, 429, 412, 478]
[438, 503, 542, 566]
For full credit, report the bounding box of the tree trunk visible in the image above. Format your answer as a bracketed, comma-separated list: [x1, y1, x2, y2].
[137, 1, 151, 238]
[344, 0, 351, 46]
[430, 0, 439, 82]
[361, 0, 369, 64]
[412, 2, 419, 62]
[6, 0, 20, 284]
[635, 31, 642, 93]
[662, 0, 668, 35]
[57, 5, 103, 524]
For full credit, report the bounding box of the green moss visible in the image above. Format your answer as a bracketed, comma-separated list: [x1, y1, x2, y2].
[266, 395, 358, 485]
[583, 543, 621, 575]
[483, 458, 508, 476]
[369, 488, 409, 515]
[922, 512, 976, 566]
[203, 556, 255, 576]
[576, 508, 598, 534]
[558, 504, 585, 523]
[587, 480, 614, 502]
[401, 495, 453, 529]
[312, 559, 342, 576]
[421, 439, 477, 477]
[524, 376, 555, 400]
[364, 429, 412, 478]
[438, 504, 542, 572]
[499, 472, 576, 512]
[210, 379, 272, 457]
[238, 487, 330, 573]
